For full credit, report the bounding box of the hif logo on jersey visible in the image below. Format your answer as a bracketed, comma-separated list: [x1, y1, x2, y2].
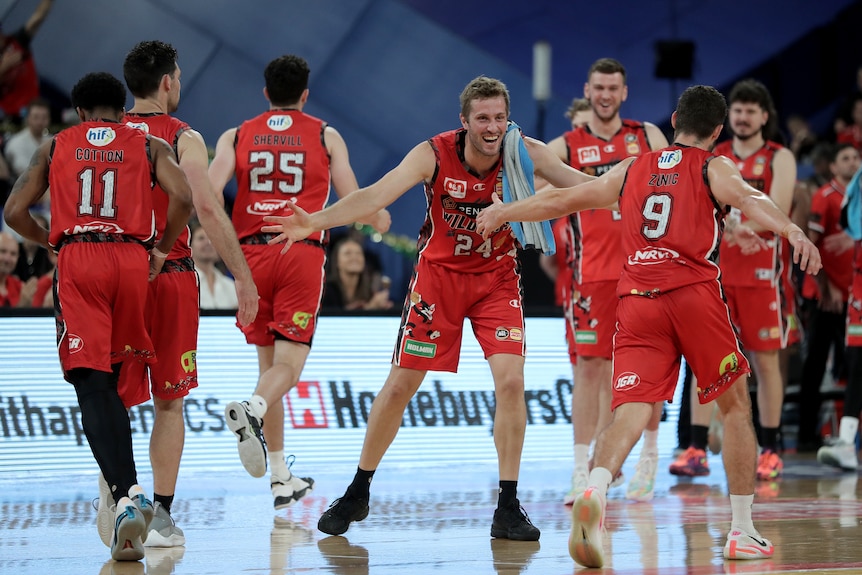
[267, 115, 293, 132]
[86, 127, 116, 147]
[657, 149, 682, 169]
[125, 121, 149, 133]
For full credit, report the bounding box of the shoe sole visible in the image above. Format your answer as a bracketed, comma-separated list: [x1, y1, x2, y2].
[568, 492, 604, 568]
[144, 529, 186, 548]
[817, 451, 858, 471]
[669, 468, 709, 477]
[96, 474, 114, 548]
[318, 506, 369, 536]
[274, 477, 316, 510]
[626, 487, 655, 502]
[225, 402, 267, 478]
[111, 507, 146, 561]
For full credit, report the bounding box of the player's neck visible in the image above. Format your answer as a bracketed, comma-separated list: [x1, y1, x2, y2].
[731, 133, 765, 157]
[587, 115, 622, 139]
[129, 95, 168, 116]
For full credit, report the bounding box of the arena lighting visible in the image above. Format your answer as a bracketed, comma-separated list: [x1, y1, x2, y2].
[533, 40, 552, 141]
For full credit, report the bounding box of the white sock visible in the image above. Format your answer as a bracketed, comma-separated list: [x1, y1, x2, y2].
[839, 416, 859, 445]
[642, 429, 658, 454]
[729, 494, 755, 533]
[587, 467, 613, 498]
[574, 444, 590, 470]
[270, 450, 289, 478]
[249, 395, 268, 420]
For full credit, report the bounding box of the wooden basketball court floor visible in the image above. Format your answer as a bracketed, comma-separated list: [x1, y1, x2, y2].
[3, 445, 862, 575]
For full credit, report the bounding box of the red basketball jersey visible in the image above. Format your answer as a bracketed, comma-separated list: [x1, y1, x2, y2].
[617, 145, 725, 297]
[563, 120, 653, 283]
[714, 140, 785, 287]
[803, 179, 853, 298]
[124, 112, 192, 259]
[231, 110, 331, 243]
[416, 129, 517, 274]
[48, 122, 156, 249]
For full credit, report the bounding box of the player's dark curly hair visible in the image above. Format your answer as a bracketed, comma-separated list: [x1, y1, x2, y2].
[123, 40, 178, 98]
[71, 72, 127, 112]
[264, 55, 310, 107]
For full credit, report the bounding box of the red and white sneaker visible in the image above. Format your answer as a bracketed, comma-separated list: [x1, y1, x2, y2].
[569, 487, 606, 568]
[723, 528, 774, 559]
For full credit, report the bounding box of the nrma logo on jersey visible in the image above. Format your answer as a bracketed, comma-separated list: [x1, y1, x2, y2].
[247, 199, 290, 216]
[657, 149, 682, 169]
[86, 127, 117, 147]
[267, 115, 293, 132]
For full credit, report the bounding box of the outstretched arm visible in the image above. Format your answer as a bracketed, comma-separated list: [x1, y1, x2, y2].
[326, 125, 391, 234]
[475, 157, 631, 239]
[708, 155, 820, 274]
[25, 0, 54, 37]
[262, 141, 433, 252]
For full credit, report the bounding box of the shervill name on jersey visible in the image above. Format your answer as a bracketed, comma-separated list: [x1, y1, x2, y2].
[253, 134, 303, 146]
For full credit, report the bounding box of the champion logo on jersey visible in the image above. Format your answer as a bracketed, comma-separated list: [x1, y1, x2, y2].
[86, 127, 116, 147]
[657, 149, 682, 169]
[126, 121, 149, 133]
[267, 115, 293, 131]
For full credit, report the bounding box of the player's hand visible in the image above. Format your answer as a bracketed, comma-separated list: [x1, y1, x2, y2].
[261, 201, 313, 254]
[732, 225, 768, 255]
[789, 230, 822, 275]
[370, 209, 392, 234]
[234, 276, 259, 327]
[822, 231, 854, 255]
[476, 194, 505, 240]
[149, 248, 167, 281]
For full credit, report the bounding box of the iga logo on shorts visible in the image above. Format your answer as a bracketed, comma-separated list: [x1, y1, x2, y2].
[614, 372, 640, 391]
[267, 115, 293, 131]
[444, 177, 467, 199]
[67, 334, 84, 353]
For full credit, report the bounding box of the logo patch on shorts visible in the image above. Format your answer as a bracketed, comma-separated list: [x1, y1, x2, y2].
[575, 330, 597, 344]
[292, 311, 313, 329]
[495, 327, 523, 341]
[614, 372, 640, 391]
[719, 352, 740, 376]
[181, 350, 197, 373]
[404, 339, 437, 358]
[67, 333, 84, 354]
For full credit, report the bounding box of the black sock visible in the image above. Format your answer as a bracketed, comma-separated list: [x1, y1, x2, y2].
[347, 467, 375, 500]
[691, 425, 709, 451]
[154, 493, 174, 513]
[760, 427, 780, 452]
[498, 480, 518, 509]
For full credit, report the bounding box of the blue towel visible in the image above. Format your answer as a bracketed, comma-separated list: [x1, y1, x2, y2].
[501, 122, 556, 255]
[841, 165, 862, 240]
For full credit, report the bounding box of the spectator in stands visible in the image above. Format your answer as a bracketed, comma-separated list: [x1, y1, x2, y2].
[30, 245, 55, 308]
[796, 143, 861, 451]
[836, 96, 862, 153]
[786, 114, 820, 166]
[0, 230, 36, 306]
[834, 66, 862, 136]
[191, 222, 239, 311]
[0, 0, 54, 121]
[12, 210, 51, 281]
[5, 97, 51, 178]
[323, 236, 392, 311]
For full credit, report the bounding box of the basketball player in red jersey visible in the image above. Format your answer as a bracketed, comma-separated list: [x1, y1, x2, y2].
[209, 54, 390, 510]
[4, 71, 193, 561]
[712, 79, 798, 482]
[545, 58, 668, 503]
[476, 84, 821, 567]
[260, 75, 592, 541]
[91, 40, 260, 549]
